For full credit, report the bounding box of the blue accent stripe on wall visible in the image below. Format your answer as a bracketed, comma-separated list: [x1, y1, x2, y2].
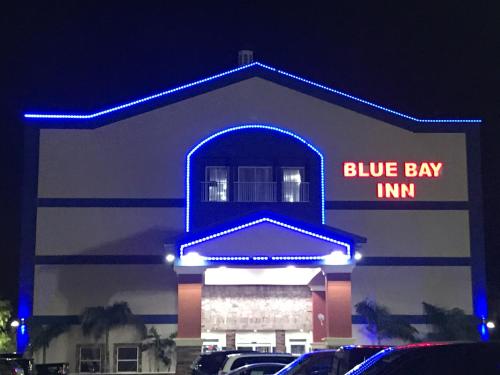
[358, 257, 471, 266]
[33, 315, 178, 325]
[35, 255, 166, 265]
[37, 198, 468, 210]
[466, 129, 488, 332]
[326, 201, 469, 210]
[34, 314, 445, 326]
[38, 198, 185, 207]
[18, 127, 39, 352]
[34, 255, 471, 267]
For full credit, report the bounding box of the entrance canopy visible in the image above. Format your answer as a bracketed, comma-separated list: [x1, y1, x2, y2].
[174, 212, 366, 269]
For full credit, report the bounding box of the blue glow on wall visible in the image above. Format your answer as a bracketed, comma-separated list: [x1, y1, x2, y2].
[24, 62, 482, 124]
[178, 217, 352, 264]
[185, 125, 325, 231]
[17, 318, 29, 353]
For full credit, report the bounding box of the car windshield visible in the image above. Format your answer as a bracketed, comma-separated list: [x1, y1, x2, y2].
[344, 348, 396, 375]
[275, 352, 335, 375]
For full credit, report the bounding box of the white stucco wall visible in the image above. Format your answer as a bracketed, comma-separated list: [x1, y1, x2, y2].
[35, 207, 183, 255]
[31, 74, 473, 359]
[37, 78, 467, 202]
[352, 266, 473, 314]
[328, 210, 470, 257]
[33, 265, 177, 315]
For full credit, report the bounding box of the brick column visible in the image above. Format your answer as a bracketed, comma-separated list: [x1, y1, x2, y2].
[324, 272, 354, 347]
[311, 288, 327, 343]
[275, 330, 286, 353]
[175, 274, 203, 375]
[177, 274, 203, 338]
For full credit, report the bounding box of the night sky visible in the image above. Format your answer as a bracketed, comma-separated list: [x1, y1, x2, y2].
[2, 2, 499, 318]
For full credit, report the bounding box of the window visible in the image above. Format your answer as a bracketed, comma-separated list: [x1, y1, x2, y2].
[282, 168, 308, 202]
[79, 346, 102, 373]
[116, 345, 139, 373]
[205, 166, 229, 202]
[237, 166, 275, 202]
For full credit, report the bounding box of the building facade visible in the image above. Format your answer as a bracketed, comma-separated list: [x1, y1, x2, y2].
[20, 60, 486, 373]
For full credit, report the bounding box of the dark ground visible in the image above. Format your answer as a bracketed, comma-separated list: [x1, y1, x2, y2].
[2, 2, 499, 335]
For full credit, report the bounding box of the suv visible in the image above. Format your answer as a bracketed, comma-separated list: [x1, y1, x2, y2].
[0, 354, 32, 375]
[344, 342, 500, 375]
[275, 346, 388, 375]
[220, 354, 297, 375]
[192, 350, 260, 375]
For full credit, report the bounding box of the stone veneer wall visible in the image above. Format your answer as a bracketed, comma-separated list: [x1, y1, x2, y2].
[202, 285, 312, 331]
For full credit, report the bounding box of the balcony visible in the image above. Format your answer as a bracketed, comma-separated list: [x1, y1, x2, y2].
[201, 181, 309, 202]
[201, 181, 228, 202]
[235, 181, 277, 202]
[282, 181, 309, 202]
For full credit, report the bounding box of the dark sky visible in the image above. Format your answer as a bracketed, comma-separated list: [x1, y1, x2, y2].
[2, 2, 499, 314]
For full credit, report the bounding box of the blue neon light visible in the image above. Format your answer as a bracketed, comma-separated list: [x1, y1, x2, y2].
[24, 61, 481, 124]
[186, 125, 325, 231]
[179, 217, 351, 258]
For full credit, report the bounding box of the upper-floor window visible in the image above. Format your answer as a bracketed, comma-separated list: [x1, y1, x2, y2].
[204, 166, 229, 202]
[116, 345, 139, 373]
[201, 166, 309, 203]
[79, 345, 102, 373]
[282, 167, 309, 202]
[237, 166, 276, 202]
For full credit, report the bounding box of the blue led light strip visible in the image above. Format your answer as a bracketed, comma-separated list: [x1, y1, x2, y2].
[24, 61, 481, 124]
[198, 255, 335, 262]
[179, 217, 350, 256]
[186, 125, 325, 231]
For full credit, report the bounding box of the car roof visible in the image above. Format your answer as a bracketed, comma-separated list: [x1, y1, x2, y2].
[227, 353, 294, 358]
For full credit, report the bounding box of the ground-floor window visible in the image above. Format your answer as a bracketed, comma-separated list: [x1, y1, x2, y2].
[78, 345, 103, 373]
[115, 345, 140, 373]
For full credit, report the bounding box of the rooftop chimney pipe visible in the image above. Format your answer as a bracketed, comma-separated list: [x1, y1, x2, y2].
[238, 50, 254, 66]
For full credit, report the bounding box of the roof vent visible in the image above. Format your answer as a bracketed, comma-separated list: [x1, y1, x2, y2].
[238, 50, 254, 66]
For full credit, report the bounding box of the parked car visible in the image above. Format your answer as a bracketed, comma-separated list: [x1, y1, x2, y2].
[226, 362, 287, 375]
[0, 354, 32, 375]
[275, 346, 388, 375]
[192, 350, 261, 375]
[220, 354, 297, 375]
[35, 363, 69, 375]
[345, 342, 500, 375]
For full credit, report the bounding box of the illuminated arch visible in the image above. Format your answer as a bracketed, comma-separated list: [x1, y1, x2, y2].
[185, 124, 325, 232]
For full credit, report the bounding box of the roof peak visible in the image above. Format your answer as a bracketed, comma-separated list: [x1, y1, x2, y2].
[24, 61, 481, 125]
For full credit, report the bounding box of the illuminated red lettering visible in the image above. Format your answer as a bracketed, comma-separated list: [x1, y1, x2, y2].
[377, 183, 415, 199]
[429, 162, 443, 177]
[358, 163, 370, 177]
[401, 183, 415, 198]
[386, 162, 398, 177]
[404, 162, 418, 177]
[343, 162, 357, 177]
[370, 162, 385, 177]
[418, 163, 433, 177]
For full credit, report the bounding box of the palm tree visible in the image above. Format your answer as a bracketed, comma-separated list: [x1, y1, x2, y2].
[140, 327, 176, 372]
[422, 302, 480, 341]
[27, 320, 70, 363]
[81, 302, 146, 373]
[355, 298, 418, 344]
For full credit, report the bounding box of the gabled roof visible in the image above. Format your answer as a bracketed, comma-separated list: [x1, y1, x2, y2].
[176, 211, 366, 253]
[24, 62, 481, 132]
[173, 211, 365, 267]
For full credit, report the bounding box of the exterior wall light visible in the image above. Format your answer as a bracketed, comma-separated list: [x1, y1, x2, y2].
[165, 254, 175, 263]
[354, 252, 363, 261]
[324, 250, 350, 265]
[10, 320, 20, 328]
[486, 321, 495, 329]
[181, 252, 205, 266]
